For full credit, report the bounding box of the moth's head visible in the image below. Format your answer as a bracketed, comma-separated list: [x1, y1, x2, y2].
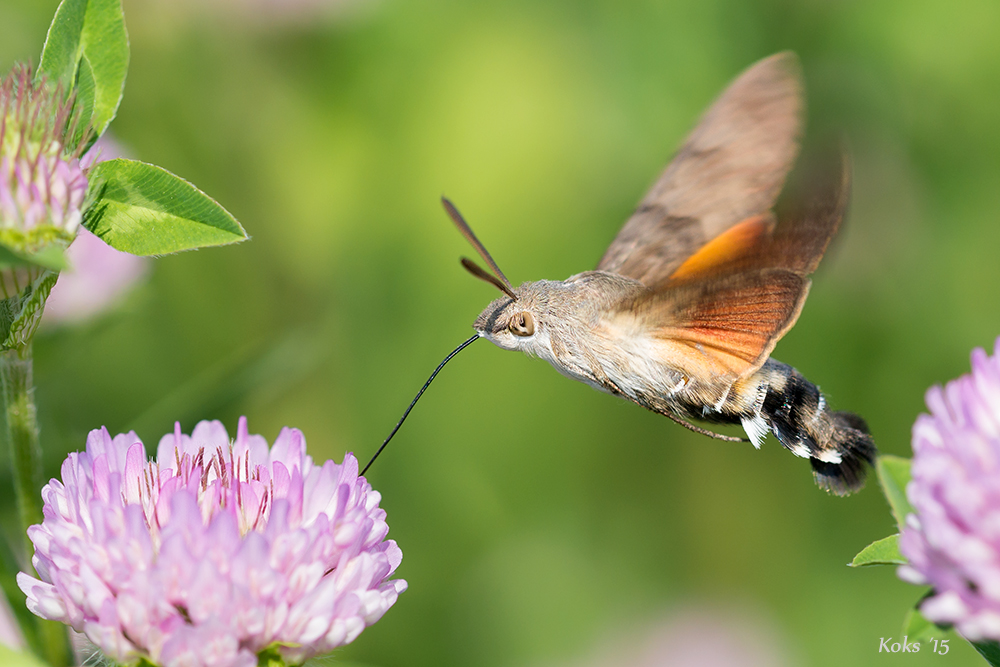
[439, 197, 555, 354]
[472, 284, 548, 352]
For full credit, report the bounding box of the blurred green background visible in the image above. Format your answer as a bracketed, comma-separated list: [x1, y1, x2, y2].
[3, 0, 1000, 665]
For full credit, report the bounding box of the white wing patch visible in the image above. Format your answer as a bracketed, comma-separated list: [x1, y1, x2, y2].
[741, 414, 770, 449]
[789, 442, 812, 459]
[815, 449, 843, 464]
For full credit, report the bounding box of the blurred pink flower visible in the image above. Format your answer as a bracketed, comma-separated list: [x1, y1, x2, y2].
[43, 135, 149, 326]
[557, 605, 796, 667]
[0, 591, 26, 652]
[898, 336, 1000, 640]
[17, 418, 406, 667]
[42, 227, 149, 325]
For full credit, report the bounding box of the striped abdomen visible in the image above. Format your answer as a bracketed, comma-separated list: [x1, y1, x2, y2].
[541, 319, 876, 494]
[706, 359, 876, 495]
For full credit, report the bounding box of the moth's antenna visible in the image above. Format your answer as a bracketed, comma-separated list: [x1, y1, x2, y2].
[361, 334, 480, 476]
[442, 197, 515, 292]
[461, 257, 517, 300]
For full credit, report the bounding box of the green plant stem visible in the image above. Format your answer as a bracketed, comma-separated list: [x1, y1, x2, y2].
[2, 344, 42, 546]
[1, 343, 70, 667]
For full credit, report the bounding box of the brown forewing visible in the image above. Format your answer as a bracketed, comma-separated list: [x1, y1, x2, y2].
[663, 150, 851, 284]
[634, 270, 809, 381]
[626, 151, 850, 380]
[597, 52, 803, 286]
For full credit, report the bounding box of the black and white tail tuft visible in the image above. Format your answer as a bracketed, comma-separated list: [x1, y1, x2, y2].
[808, 411, 876, 496]
[758, 360, 876, 495]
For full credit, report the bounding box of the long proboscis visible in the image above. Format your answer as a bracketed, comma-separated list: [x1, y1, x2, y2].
[361, 334, 480, 476]
[442, 197, 515, 293]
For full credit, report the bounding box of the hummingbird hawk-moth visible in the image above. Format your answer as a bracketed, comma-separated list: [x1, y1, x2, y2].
[365, 52, 876, 494]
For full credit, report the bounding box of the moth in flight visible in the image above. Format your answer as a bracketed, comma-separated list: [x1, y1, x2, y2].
[449, 52, 875, 494]
[365, 52, 875, 494]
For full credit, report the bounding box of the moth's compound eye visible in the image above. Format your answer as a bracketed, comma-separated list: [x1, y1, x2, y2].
[509, 311, 535, 337]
